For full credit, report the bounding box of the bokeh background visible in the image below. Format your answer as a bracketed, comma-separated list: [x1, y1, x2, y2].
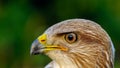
[0, 0, 120, 68]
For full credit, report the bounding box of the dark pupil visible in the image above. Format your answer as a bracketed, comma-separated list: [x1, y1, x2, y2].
[68, 34, 73, 41]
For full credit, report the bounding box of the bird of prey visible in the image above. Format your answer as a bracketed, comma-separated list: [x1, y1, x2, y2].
[30, 19, 115, 68]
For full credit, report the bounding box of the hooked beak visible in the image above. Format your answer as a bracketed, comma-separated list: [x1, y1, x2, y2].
[30, 39, 44, 55]
[30, 34, 68, 55]
[30, 34, 47, 55]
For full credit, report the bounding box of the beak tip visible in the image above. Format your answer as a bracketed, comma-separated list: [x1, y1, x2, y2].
[30, 49, 34, 55]
[30, 39, 42, 55]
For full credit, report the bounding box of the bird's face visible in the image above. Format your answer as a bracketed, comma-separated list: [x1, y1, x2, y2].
[30, 19, 115, 68]
[30, 20, 86, 57]
[30, 26, 80, 56]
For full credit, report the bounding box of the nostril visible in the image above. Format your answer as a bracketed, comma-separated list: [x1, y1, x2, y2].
[41, 39, 45, 42]
[38, 34, 47, 44]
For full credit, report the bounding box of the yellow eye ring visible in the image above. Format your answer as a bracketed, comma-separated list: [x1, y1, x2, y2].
[65, 33, 77, 43]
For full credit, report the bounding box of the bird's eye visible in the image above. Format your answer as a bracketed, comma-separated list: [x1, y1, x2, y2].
[65, 33, 77, 43]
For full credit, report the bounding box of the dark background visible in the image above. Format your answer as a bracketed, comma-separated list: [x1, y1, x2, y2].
[0, 0, 120, 68]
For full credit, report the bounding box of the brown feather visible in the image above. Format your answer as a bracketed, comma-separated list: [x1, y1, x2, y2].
[38, 19, 114, 68]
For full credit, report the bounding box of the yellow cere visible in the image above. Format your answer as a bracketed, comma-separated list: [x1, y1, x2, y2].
[38, 34, 68, 52]
[38, 34, 47, 45]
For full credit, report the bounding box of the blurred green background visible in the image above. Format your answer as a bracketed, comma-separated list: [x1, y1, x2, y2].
[0, 0, 120, 68]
